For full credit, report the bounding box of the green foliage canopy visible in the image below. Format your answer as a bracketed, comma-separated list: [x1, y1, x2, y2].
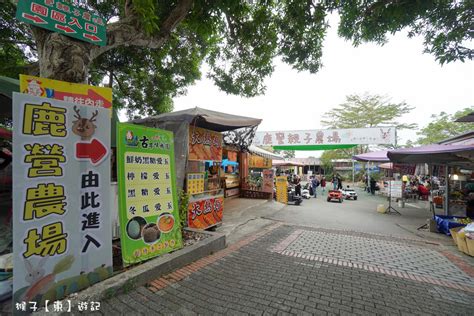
[1, 0, 472, 116]
[321, 93, 417, 130]
[416, 107, 473, 144]
[320, 93, 417, 167]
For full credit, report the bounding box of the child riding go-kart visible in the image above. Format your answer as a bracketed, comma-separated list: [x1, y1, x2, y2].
[327, 190, 343, 203]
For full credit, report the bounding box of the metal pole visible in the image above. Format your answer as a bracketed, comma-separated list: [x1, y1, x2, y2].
[445, 164, 449, 216]
[367, 161, 371, 193]
[352, 147, 355, 185]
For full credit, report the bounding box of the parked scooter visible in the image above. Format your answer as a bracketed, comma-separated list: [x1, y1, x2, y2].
[287, 185, 303, 205]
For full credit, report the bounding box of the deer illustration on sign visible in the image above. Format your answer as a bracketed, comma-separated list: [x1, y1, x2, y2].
[72, 106, 98, 140]
[380, 128, 391, 141]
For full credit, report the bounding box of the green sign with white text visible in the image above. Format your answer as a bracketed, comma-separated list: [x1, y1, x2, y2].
[16, 0, 106, 46]
[117, 123, 183, 266]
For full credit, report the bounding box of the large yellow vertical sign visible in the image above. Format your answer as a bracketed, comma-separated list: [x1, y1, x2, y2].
[276, 176, 288, 204]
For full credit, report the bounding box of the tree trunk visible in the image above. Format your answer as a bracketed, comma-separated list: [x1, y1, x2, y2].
[28, 0, 194, 84]
[32, 26, 93, 84]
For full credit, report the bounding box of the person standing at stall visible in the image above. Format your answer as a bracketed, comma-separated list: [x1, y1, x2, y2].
[311, 176, 319, 198]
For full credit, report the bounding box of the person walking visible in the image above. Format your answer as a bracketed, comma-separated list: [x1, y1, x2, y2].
[311, 176, 319, 198]
[321, 177, 326, 193]
[332, 176, 339, 190]
[370, 177, 376, 195]
[294, 175, 301, 196]
[337, 175, 343, 190]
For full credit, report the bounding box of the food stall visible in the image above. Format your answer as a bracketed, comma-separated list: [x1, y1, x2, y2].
[388, 144, 474, 216]
[132, 107, 261, 230]
[388, 144, 474, 255]
[222, 146, 240, 198]
[240, 146, 280, 199]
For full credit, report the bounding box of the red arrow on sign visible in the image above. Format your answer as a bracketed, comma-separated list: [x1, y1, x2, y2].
[83, 33, 101, 42]
[54, 89, 112, 108]
[76, 139, 108, 165]
[55, 24, 76, 33]
[23, 13, 46, 24]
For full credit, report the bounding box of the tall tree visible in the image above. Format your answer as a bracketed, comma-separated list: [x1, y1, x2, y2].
[320, 93, 417, 168]
[416, 107, 473, 144]
[322, 93, 416, 152]
[321, 93, 417, 131]
[1, 1, 472, 115]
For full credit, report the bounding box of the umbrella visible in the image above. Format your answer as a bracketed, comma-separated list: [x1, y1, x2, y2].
[387, 144, 474, 165]
[352, 150, 389, 162]
[379, 162, 394, 169]
[132, 107, 262, 132]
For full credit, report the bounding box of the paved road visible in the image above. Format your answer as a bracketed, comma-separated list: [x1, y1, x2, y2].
[269, 187, 439, 238]
[103, 223, 474, 315]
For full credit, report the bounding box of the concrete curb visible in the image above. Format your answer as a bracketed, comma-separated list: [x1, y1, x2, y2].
[34, 229, 225, 315]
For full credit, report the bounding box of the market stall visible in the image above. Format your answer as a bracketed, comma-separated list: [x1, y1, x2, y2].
[353, 151, 390, 194]
[132, 107, 261, 230]
[388, 144, 474, 217]
[388, 144, 474, 256]
[221, 146, 241, 198]
[241, 146, 276, 199]
[272, 159, 305, 176]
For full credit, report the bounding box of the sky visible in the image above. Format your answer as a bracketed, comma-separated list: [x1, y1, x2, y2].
[170, 16, 473, 158]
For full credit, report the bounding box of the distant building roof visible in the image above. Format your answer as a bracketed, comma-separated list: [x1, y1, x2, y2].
[289, 157, 322, 165]
[330, 159, 352, 163]
[438, 131, 474, 145]
[272, 160, 305, 167]
[248, 145, 283, 160]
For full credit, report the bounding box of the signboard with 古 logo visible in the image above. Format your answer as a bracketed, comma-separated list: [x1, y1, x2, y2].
[188, 126, 222, 161]
[20, 75, 112, 109]
[117, 123, 183, 266]
[12, 93, 112, 314]
[16, 0, 106, 46]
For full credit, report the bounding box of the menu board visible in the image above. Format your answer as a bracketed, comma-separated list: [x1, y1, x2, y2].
[117, 123, 182, 265]
[249, 154, 272, 169]
[388, 181, 403, 198]
[187, 173, 205, 195]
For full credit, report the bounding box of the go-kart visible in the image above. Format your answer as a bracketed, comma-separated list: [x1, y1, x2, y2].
[327, 190, 343, 203]
[340, 187, 358, 200]
[301, 183, 311, 199]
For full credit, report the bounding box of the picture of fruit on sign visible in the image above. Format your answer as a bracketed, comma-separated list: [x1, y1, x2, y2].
[158, 213, 175, 233]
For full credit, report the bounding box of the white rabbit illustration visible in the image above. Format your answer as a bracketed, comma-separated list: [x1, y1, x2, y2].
[24, 257, 47, 285]
[22, 255, 75, 302]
